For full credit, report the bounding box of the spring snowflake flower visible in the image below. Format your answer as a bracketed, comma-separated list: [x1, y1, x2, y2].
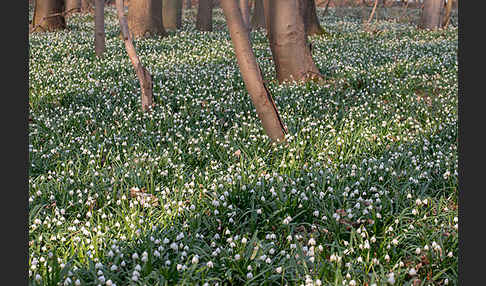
[192, 255, 199, 264]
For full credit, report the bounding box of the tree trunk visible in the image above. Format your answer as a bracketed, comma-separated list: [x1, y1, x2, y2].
[239, 0, 250, 31]
[250, 0, 265, 30]
[442, 0, 453, 28]
[303, 0, 325, 36]
[196, 0, 213, 31]
[32, 0, 66, 32]
[220, 0, 287, 143]
[366, 0, 379, 24]
[65, 0, 81, 16]
[420, 0, 444, 29]
[185, 0, 192, 9]
[128, 0, 166, 38]
[264, 0, 321, 83]
[116, 0, 154, 112]
[81, 0, 92, 13]
[95, 0, 105, 57]
[163, 0, 182, 30]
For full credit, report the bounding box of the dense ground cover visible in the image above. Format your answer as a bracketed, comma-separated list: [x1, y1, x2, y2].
[29, 6, 458, 286]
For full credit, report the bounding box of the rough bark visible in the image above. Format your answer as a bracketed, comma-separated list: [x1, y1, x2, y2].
[303, 0, 325, 36]
[250, 0, 265, 30]
[420, 0, 444, 29]
[220, 0, 287, 143]
[95, 0, 105, 57]
[116, 0, 154, 112]
[239, 0, 250, 31]
[163, 0, 182, 30]
[128, 0, 166, 38]
[197, 0, 213, 31]
[366, 0, 378, 24]
[442, 0, 453, 28]
[32, 0, 66, 32]
[65, 0, 81, 15]
[264, 0, 321, 83]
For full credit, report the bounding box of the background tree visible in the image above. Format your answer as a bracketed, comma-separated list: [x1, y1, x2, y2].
[197, 0, 213, 31]
[32, 0, 67, 32]
[128, 0, 166, 38]
[420, 0, 444, 29]
[65, 0, 81, 15]
[239, 0, 250, 31]
[185, 0, 192, 9]
[81, 0, 93, 13]
[116, 0, 154, 112]
[263, 0, 321, 83]
[303, 0, 326, 36]
[250, 0, 265, 30]
[442, 0, 453, 28]
[163, 0, 182, 30]
[220, 0, 287, 142]
[95, 0, 105, 57]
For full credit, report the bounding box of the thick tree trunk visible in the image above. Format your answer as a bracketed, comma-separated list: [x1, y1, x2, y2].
[420, 0, 444, 29]
[442, 0, 453, 28]
[197, 0, 213, 31]
[239, 0, 250, 31]
[163, 0, 182, 30]
[303, 0, 325, 36]
[95, 0, 105, 57]
[81, 0, 93, 13]
[65, 0, 81, 16]
[220, 0, 287, 143]
[116, 0, 154, 112]
[264, 0, 321, 83]
[250, 0, 265, 30]
[32, 0, 66, 32]
[128, 0, 166, 38]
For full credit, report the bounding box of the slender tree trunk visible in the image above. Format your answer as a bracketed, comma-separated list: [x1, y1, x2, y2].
[81, 0, 92, 13]
[239, 0, 250, 31]
[303, 0, 325, 36]
[197, 0, 213, 31]
[250, 0, 265, 30]
[95, 0, 105, 57]
[420, 0, 444, 29]
[322, 0, 331, 16]
[116, 0, 154, 112]
[442, 0, 453, 28]
[366, 0, 379, 24]
[65, 0, 81, 16]
[185, 0, 192, 9]
[264, 0, 321, 83]
[32, 0, 66, 32]
[220, 0, 287, 143]
[163, 0, 182, 30]
[128, 0, 166, 38]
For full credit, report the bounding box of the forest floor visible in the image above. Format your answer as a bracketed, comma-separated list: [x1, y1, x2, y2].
[29, 6, 458, 286]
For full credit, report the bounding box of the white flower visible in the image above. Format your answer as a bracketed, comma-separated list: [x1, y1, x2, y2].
[275, 266, 282, 273]
[349, 280, 356, 286]
[74, 279, 81, 286]
[106, 280, 113, 286]
[408, 268, 417, 276]
[241, 237, 247, 244]
[387, 273, 395, 285]
[247, 272, 253, 279]
[132, 252, 139, 260]
[207, 261, 214, 268]
[192, 255, 199, 264]
[308, 238, 316, 246]
[235, 254, 241, 261]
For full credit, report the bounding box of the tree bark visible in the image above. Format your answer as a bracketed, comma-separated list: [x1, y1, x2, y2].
[220, 0, 287, 143]
[442, 0, 453, 28]
[185, 0, 192, 9]
[32, 0, 66, 32]
[303, 0, 325, 36]
[128, 0, 166, 38]
[65, 0, 81, 16]
[420, 0, 444, 29]
[197, 0, 213, 31]
[81, 0, 93, 13]
[366, 0, 378, 24]
[263, 0, 321, 83]
[116, 0, 154, 112]
[95, 0, 105, 57]
[250, 0, 265, 30]
[239, 0, 250, 31]
[163, 0, 182, 30]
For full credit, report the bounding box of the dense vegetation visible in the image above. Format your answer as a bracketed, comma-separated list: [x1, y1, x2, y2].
[29, 6, 458, 286]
